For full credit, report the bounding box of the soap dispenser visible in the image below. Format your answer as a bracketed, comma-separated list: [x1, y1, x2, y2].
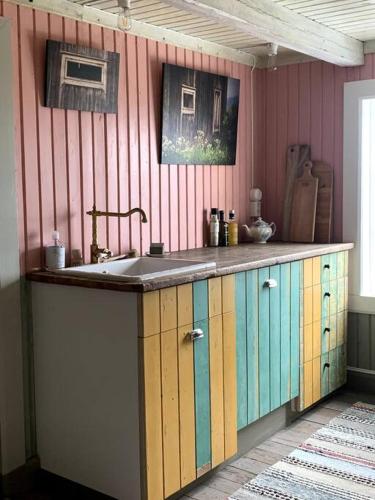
[45, 230, 65, 270]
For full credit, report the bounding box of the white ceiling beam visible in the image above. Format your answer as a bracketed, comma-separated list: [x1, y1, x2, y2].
[5, 0, 256, 67]
[162, 0, 364, 66]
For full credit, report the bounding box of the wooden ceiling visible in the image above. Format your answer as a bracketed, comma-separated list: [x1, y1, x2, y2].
[71, 0, 266, 53]
[19, 0, 375, 65]
[275, 0, 375, 42]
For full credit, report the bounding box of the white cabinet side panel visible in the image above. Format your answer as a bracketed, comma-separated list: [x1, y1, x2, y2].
[32, 283, 141, 500]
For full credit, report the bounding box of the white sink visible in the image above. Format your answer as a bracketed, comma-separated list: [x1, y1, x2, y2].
[55, 257, 216, 282]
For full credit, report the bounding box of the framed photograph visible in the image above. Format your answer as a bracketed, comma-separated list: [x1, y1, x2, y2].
[44, 40, 119, 113]
[161, 63, 240, 165]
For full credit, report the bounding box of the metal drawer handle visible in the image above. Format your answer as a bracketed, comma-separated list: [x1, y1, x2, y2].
[324, 327, 331, 333]
[324, 292, 331, 297]
[324, 264, 330, 269]
[189, 328, 204, 341]
[264, 278, 278, 288]
[324, 362, 330, 369]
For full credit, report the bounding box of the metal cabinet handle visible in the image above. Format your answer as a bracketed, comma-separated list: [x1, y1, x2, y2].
[264, 278, 278, 288]
[324, 264, 330, 269]
[324, 292, 331, 297]
[189, 328, 204, 341]
[324, 362, 330, 369]
[324, 327, 331, 333]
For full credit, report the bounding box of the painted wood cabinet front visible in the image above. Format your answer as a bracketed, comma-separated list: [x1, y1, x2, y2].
[299, 251, 348, 411]
[139, 277, 237, 500]
[236, 262, 300, 430]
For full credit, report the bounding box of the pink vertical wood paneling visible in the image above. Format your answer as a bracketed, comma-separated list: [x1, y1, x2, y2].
[4, 2, 253, 271]
[254, 56, 375, 242]
[77, 22, 94, 263]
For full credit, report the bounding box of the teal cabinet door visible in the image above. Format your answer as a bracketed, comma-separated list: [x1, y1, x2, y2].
[236, 262, 301, 430]
[193, 281, 211, 473]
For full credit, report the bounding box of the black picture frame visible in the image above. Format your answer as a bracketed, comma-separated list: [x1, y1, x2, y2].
[160, 63, 240, 165]
[44, 40, 119, 114]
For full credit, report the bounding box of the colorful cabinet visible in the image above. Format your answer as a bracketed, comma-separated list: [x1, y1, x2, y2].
[139, 250, 349, 498]
[235, 262, 300, 430]
[299, 251, 348, 410]
[139, 277, 237, 500]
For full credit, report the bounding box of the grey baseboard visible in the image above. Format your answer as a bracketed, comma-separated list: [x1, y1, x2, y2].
[347, 367, 375, 393]
[1, 456, 39, 498]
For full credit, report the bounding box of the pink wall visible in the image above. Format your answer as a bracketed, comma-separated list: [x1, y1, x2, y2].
[254, 55, 375, 243]
[2, 1, 253, 272]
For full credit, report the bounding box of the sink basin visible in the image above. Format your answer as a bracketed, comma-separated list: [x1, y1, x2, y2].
[55, 257, 216, 282]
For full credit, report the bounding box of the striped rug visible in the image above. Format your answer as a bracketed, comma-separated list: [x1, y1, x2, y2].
[229, 402, 375, 499]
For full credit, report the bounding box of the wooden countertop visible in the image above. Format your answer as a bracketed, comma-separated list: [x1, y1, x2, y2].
[28, 242, 354, 293]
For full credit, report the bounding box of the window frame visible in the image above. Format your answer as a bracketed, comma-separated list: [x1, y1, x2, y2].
[180, 85, 196, 116]
[212, 88, 222, 133]
[343, 79, 375, 314]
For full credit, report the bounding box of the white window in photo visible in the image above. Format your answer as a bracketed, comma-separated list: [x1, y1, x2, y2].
[181, 85, 196, 116]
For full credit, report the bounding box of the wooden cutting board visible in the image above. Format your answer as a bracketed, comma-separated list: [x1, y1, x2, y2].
[289, 161, 319, 243]
[312, 161, 333, 243]
[282, 144, 311, 241]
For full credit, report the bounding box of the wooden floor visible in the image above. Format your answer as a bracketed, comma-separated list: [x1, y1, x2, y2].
[178, 390, 375, 500]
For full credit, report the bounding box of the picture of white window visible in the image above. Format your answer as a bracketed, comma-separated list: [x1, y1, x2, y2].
[181, 85, 196, 115]
[60, 52, 107, 91]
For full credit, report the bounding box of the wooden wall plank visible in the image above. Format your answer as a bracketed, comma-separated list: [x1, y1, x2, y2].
[161, 328, 181, 497]
[177, 283, 193, 327]
[160, 286, 177, 332]
[280, 263, 291, 405]
[357, 313, 371, 370]
[235, 272, 247, 430]
[258, 266, 270, 418]
[209, 315, 224, 468]
[140, 335, 164, 500]
[246, 269, 259, 423]
[270, 265, 281, 411]
[193, 318, 211, 475]
[10, 1, 254, 272]
[142, 290, 160, 337]
[347, 312, 358, 367]
[255, 58, 375, 243]
[290, 261, 300, 398]
[208, 277, 222, 318]
[312, 356, 321, 404]
[222, 311, 237, 459]
[177, 324, 196, 487]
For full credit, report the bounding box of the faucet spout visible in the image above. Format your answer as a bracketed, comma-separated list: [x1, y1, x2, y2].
[86, 205, 148, 263]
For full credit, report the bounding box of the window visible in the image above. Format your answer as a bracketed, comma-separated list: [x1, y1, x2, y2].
[181, 85, 196, 115]
[213, 89, 222, 133]
[343, 80, 375, 312]
[60, 52, 107, 91]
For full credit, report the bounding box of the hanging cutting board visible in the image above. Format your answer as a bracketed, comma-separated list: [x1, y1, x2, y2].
[282, 144, 311, 241]
[289, 161, 318, 243]
[312, 161, 333, 243]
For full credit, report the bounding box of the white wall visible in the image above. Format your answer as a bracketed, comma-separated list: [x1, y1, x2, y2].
[0, 17, 26, 474]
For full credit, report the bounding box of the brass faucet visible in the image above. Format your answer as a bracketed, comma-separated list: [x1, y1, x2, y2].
[86, 205, 148, 263]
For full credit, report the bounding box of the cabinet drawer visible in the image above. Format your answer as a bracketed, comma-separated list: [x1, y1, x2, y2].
[302, 356, 321, 409]
[321, 254, 331, 283]
[322, 281, 337, 318]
